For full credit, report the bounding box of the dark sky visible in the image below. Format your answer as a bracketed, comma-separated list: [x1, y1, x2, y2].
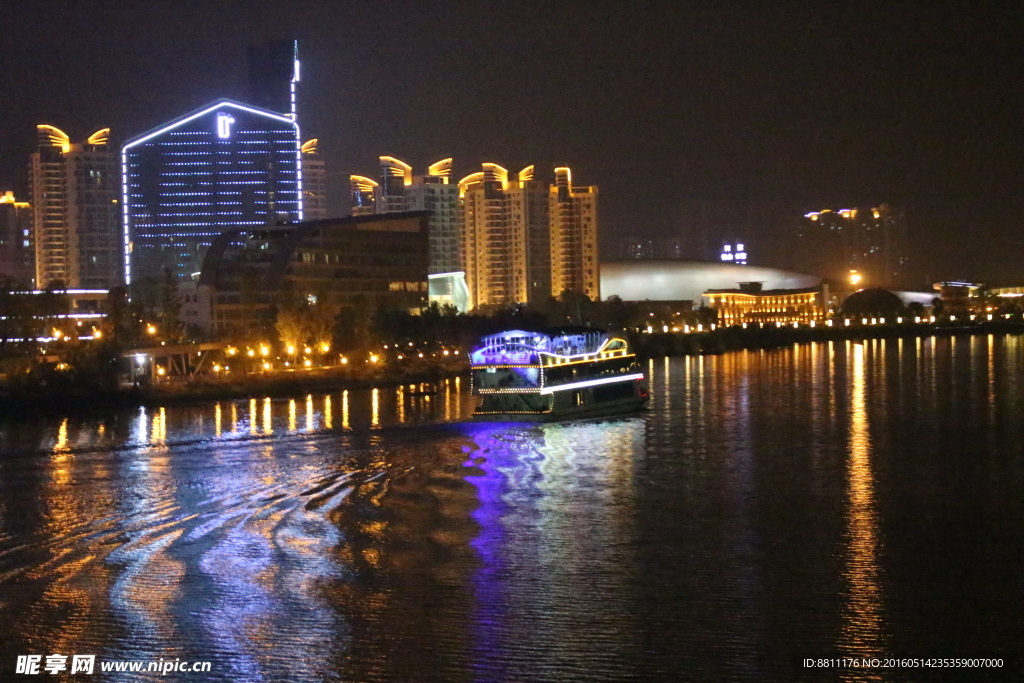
[2, 1, 1022, 284]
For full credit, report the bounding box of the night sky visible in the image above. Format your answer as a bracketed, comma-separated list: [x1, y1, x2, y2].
[2, 1, 1022, 284]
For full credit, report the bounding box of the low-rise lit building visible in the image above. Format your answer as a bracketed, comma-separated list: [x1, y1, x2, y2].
[198, 212, 429, 335]
[933, 281, 980, 315]
[703, 281, 829, 325]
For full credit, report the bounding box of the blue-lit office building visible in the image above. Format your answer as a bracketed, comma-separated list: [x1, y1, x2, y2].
[121, 99, 302, 284]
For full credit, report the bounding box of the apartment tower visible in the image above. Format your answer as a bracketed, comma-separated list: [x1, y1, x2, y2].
[30, 126, 122, 289]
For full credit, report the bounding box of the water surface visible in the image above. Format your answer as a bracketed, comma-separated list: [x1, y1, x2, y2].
[1, 338, 1022, 681]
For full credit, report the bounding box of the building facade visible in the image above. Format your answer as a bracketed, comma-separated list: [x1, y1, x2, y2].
[798, 204, 908, 287]
[30, 126, 121, 289]
[246, 39, 300, 119]
[122, 99, 302, 285]
[703, 282, 829, 325]
[0, 191, 34, 286]
[549, 167, 599, 301]
[300, 139, 327, 220]
[350, 157, 461, 275]
[198, 212, 429, 335]
[459, 163, 598, 308]
[351, 159, 598, 309]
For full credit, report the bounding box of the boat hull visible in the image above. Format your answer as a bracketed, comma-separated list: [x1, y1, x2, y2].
[473, 383, 648, 422]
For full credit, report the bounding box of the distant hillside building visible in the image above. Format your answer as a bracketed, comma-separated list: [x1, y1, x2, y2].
[121, 99, 302, 285]
[798, 204, 908, 287]
[30, 126, 122, 289]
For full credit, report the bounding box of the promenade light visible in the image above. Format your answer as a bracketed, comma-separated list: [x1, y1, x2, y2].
[247, 349, 255, 357]
[157, 367, 166, 376]
[304, 347, 312, 354]
[304, 359, 312, 367]
[340, 356, 349, 364]
[320, 343, 330, 353]
[262, 362, 271, 370]
[287, 345, 296, 355]
[147, 325, 157, 335]
[260, 346, 270, 356]
[369, 354, 379, 364]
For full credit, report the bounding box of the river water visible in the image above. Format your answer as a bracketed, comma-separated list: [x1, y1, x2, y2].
[1, 337, 1022, 681]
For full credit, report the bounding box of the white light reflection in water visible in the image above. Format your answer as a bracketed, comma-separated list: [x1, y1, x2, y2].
[839, 341, 886, 675]
[135, 407, 148, 444]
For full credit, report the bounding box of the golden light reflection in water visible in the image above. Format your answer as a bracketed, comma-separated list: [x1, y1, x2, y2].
[263, 397, 272, 434]
[306, 394, 314, 431]
[51, 419, 72, 485]
[288, 399, 297, 432]
[231, 402, 238, 434]
[397, 386, 405, 423]
[324, 394, 332, 429]
[988, 335, 996, 416]
[150, 407, 167, 444]
[444, 378, 451, 421]
[840, 342, 886, 675]
[454, 376, 462, 417]
[371, 388, 380, 428]
[214, 402, 222, 437]
[54, 418, 69, 452]
[342, 390, 350, 430]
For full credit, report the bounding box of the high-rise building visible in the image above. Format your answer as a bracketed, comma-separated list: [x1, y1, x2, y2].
[300, 139, 326, 220]
[353, 159, 598, 309]
[349, 176, 378, 216]
[0, 191, 33, 286]
[549, 167, 599, 301]
[246, 39, 300, 119]
[350, 157, 462, 275]
[460, 164, 596, 308]
[122, 99, 303, 285]
[30, 126, 121, 289]
[799, 204, 908, 286]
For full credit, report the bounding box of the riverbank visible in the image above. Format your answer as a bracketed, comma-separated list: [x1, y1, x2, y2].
[0, 358, 469, 416]
[630, 318, 1024, 357]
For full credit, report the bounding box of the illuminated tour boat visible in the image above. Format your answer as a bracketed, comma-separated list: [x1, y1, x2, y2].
[470, 328, 648, 421]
